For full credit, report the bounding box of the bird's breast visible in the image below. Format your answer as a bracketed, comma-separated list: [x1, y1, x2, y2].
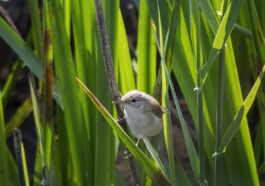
[124, 110, 162, 139]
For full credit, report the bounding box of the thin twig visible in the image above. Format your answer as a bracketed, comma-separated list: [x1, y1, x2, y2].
[94, 0, 140, 185]
[94, 0, 123, 117]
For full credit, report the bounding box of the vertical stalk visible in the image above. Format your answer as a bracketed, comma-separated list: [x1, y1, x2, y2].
[215, 47, 225, 186]
[94, 0, 140, 185]
[190, 0, 204, 183]
[197, 68, 204, 186]
[42, 0, 53, 169]
[194, 3, 204, 185]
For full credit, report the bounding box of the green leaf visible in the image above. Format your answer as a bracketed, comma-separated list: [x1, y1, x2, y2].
[157, 1, 177, 185]
[5, 98, 32, 138]
[247, 0, 265, 61]
[0, 17, 43, 79]
[199, 0, 219, 33]
[0, 17, 63, 108]
[27, 0, 42, 55]
[164, 0, 179, 68]
[1, 61, 23, 107]
[201, 0, 245, 81]
[116, 10, 135, 93]
[143, 137, 169, 181]
[219, 65, 265, 152]
[0, 90, 9, 186]
[137, 0, 156, 94]
[29, 79, 45, 166]
[156, 0, 199, 181]
[163, 60, 199, 179]
[20, 141, 30, 186]
[48, 0, 87, 185]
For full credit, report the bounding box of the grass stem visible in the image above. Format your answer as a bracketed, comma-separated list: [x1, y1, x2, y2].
[215, 47, 225, 186]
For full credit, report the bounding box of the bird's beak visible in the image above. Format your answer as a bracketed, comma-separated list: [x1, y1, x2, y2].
[112, 98, 123, 104]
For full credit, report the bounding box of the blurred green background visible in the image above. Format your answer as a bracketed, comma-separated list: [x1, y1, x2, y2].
[0, 0, 265, 185]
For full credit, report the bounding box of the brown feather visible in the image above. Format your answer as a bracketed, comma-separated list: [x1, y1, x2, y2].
[148, 97, 167, 118]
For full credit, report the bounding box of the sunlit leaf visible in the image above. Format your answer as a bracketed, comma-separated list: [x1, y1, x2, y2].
[219, 65, 265, 152]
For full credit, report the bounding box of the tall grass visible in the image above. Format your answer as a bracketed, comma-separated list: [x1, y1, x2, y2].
[0, 0, 265, 185]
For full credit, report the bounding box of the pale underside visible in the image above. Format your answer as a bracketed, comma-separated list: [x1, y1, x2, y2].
[124, 109, 162, 139]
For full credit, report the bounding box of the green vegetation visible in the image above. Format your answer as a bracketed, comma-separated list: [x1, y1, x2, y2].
[0, 0, 265, 185]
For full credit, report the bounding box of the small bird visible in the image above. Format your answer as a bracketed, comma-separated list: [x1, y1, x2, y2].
[120, 90, 167, 139]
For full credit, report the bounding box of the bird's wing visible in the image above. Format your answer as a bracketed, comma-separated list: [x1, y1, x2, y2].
[152, 104, 167, 118]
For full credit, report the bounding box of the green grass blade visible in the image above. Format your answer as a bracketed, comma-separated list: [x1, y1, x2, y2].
[5, 98, 32, 138]
[247, 0, 265, 61]
[164, 0, 179, 68]
[156, 2, 177, 185]
[52, 109, 72, 186]
[162, 60, 199, 179]
[27, 0, 42, 55]
[42, 1, 53, 171]
[0, 17, 42, 79]
[0, 90, 9, 186]
[116, 10, 136, 93]
[48, 0, 87, 185]
[137, 0, 156, 94]
[190, 0, 204, 183]
[146, 0, 172, 42]
[29, 79, 45, 163]
[221, 40, 258, 185]
[201, 0, 245, 81]
[143, 137, 169, 181]
[199, 0, 219, 33]
[214, 47, 225, 186]
[71, 0, 96, 184]
[234, 24, 252, 38]
[14, 129, 30, 186]
[161, 80, 176, 186]
[0, 17, 62, 108]
[20, 142, 30, 186]
[1, 61, 23, 107]
[7, 150, 19, 186]
[29, 81, 42, 150]
[219, 65, 265, 152]
[62, 0, 71, 37]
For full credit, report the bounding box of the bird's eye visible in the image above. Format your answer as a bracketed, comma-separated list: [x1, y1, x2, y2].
[131, 98, 137, 103]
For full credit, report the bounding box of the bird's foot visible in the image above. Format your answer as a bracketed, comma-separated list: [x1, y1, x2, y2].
[123, 149, 132, 159]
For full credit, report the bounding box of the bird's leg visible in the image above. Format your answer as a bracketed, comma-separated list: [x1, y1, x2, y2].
[124, 149, 132, 159]
[124, 139, 140, 160]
